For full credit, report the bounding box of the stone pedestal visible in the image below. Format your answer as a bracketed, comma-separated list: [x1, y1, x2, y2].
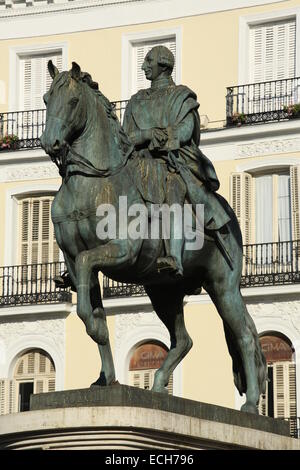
[0, 385, 299, 450]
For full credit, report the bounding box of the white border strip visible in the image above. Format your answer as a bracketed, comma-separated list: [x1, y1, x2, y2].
[0, 0, 286, 40]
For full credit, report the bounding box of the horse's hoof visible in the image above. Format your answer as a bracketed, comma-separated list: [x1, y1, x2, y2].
[241, 402, 258, 414]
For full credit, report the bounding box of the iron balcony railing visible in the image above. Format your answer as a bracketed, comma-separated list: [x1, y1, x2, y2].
[0, 261, 72, 307]
[103, 240, 300, 298]
[226, 76, 300, 126]
[241, 240, 300, 288]
[286, 417, 300, 439]
[0, 101, 129, 152]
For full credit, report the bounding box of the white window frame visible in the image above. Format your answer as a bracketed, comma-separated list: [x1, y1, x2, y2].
[238, 7, 300, 85]
[4, 183, 60, 266]
[9, 42, 68, 111]
[121, 27, 182, 100]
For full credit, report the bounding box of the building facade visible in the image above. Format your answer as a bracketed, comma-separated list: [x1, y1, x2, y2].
[0, 0, 299, 437]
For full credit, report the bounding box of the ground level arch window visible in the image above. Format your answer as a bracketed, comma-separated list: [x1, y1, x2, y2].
[129, 341, 173, 395]
[0, 348, 56, 414]
[259, 334, 297, 436]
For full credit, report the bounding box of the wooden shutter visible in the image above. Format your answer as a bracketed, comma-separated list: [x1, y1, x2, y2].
[249, 18, 296, 83]
[230, 172, 253, 244]
[21, 52, 63, 111]
[290, 165, 300, 241]
[129, 369, 173, 395]
[273, 362, 297, 419]
[0, 379, 17, 415]
[132, 37, 176, 94]
[19, 196, 59, 266]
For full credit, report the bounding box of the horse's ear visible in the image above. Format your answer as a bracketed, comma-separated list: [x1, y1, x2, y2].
[71, 62, 81, 80]
[48, 60, 59, 79]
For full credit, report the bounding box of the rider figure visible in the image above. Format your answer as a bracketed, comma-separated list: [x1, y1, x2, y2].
[54, 46, 231, 288]
[123, 45, 230, 278]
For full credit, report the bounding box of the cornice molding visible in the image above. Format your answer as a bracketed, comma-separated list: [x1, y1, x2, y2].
[0, 0, 286, 40]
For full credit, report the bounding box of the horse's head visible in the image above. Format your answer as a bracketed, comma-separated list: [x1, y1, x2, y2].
[41, 61, 87, 158]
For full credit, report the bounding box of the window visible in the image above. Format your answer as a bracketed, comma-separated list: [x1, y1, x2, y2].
[128, 341, 173, 395]
[19, 51, 62, 111]
[131, 37, 176, 95]
[122, 29, 181, 100]
[249, 18, 296, 84]
[0, 349, 56, 415]
[259, 334, 297, 436]
[231, 166, 300, 244]
[18, 195, 59, 266]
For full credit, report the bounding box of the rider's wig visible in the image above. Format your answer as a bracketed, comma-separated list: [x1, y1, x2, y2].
[152, 45, 175, 73]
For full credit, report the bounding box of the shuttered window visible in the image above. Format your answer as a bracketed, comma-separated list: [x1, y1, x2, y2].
[0, 350, 56, 415]
[131, 37, 176, 95]
[249, 19, 296, 84]
[129, 369, 173, 395]
[128, 342, 173, 395]
[20, 52, 62, 111]
[231, 167, 300, 244]
[291, 165, 300, 241]
[259, 362, 297, 432]
[230, 172, 253, 244]
[19, 196, 59, 267]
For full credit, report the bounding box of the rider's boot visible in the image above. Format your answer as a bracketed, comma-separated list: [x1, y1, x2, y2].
[157, 224, 184, 279]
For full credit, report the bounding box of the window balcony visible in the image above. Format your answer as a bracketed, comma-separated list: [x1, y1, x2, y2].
[0, 261, 71, 308]
[226, 77, 300, 127]
[103, 240, 300, 298]
[0, 101, 128, 152]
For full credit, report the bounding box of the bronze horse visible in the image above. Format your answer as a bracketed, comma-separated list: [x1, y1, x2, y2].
[41, 61, 267, 414]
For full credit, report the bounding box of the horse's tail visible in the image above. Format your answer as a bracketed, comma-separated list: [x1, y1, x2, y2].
[224, 308, 267, 397]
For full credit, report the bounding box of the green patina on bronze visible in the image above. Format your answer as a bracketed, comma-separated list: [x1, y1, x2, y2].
[40, 47, 267, 414]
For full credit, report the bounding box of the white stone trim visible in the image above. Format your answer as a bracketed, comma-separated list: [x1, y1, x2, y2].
[0, 308, 71, 390]
[121, 26, 182, 100]
[236, 156, 300, 173]
[9, 42, 68, 111]
[201, 120, 300, 163]
[254, 312, 300, 416]
[4, 182, 60, 266]
[114, 311, 182, 397]
[238, 6, 300, 85]
[0, 0, 286, 40]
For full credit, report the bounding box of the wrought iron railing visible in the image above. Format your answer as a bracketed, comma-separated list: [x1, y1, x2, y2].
[0, 100, 129, 152]
[0, 261, 72, 307]
[103, 240, 300, 298]
[241, 240, 300, 288]
[226, 76, 300, 126]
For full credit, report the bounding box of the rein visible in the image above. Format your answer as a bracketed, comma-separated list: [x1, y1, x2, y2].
[63, 142, 134, 180]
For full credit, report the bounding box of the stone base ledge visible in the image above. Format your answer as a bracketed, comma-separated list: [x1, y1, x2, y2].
[0, 405, 300, 450]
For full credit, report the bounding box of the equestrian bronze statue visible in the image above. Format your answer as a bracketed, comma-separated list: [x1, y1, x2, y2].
[40, 46, 267, 414]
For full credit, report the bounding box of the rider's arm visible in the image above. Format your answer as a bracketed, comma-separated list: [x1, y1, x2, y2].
[165, 113, 194, 151]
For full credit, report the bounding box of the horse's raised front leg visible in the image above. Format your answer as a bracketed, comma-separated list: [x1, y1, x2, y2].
[75, 241, 135, 345]
[145, 285, 193, 393]
[205, 281, 265, 414]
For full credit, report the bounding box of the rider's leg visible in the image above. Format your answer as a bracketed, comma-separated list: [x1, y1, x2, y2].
[157, 173, 186, 277]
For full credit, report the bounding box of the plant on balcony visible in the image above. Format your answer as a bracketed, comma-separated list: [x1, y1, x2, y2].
[0, 134, 19, 150]
[283, 103, 300, 119]
[230, 112, 246, 127]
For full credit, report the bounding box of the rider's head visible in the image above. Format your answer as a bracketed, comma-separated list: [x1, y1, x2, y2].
[142, 46, 175, 81]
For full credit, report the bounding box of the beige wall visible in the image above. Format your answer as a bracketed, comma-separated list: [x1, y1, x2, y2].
[65, 312, 115, 390]
[183, 302, 235, 408]
[1, 0, 299, 118]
